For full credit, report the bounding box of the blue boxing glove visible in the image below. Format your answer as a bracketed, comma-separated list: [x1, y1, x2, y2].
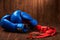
[21, 12, 38, 26]
[0, 14, 17, 31]
[0, 10, 38, 32]
[11, 10, 38, 26]
[21, 12, 33, 21]
[30, 19, 38, 26]
[0, 14, 28, 32]
[17, 23, 28, 32]
[10, 10, 22, 23]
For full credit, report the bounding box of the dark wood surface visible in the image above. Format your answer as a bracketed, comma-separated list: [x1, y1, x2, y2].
[0, 0, 60, 40]
[0, 0, 60, 25]
[0, 25, 60, 40]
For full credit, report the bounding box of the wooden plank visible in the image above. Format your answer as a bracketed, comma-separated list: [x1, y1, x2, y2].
[20, 0, 33, 17]
[37, 0, 45, 25]
[37, 0, 57, 25]
[10, 0, 16, 13]
[56, 0, 60, 24]
[32, 0, 37, 19]
[0, 0, 4, 18]
[0, 0, 59, 25]
[16, 0, 25, 10]
[4, 0, 11, 14]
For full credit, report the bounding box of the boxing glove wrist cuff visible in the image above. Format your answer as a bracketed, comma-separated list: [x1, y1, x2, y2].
[16, 24, 24, 31]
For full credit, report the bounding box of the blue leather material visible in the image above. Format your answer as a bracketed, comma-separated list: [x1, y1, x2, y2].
[23, 28, 28, 32]
[0, 14, 10, 26]
[0, 10, 38, 32]
[0, 14, 28, 32]
[1, 14, 10, 20]
[1, 15, 17, 31]
[21, 12, 33, 21]
[30, 19, 38, 26]
[17, 23, 24, 30]
[11, 10, 22, 23]
[21, 12, 38, 26]
[1, 19, 17, 31]
[17, 23, 28, 32]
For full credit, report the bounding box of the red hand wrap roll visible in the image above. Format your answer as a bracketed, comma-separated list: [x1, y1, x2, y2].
[27, 25, 56, 39]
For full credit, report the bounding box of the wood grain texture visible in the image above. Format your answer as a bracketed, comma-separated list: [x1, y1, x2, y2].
[0, 0, 59, 25]
[0, 0, 60, 40]
[0, 26, 59, 40]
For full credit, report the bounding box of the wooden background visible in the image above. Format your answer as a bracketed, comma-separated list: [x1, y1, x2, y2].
[0, 0, 60, 25]
[0, 0, 60, 40]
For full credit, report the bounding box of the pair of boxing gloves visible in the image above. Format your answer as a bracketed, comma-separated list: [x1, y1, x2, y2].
[0, 10, 38, 32]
